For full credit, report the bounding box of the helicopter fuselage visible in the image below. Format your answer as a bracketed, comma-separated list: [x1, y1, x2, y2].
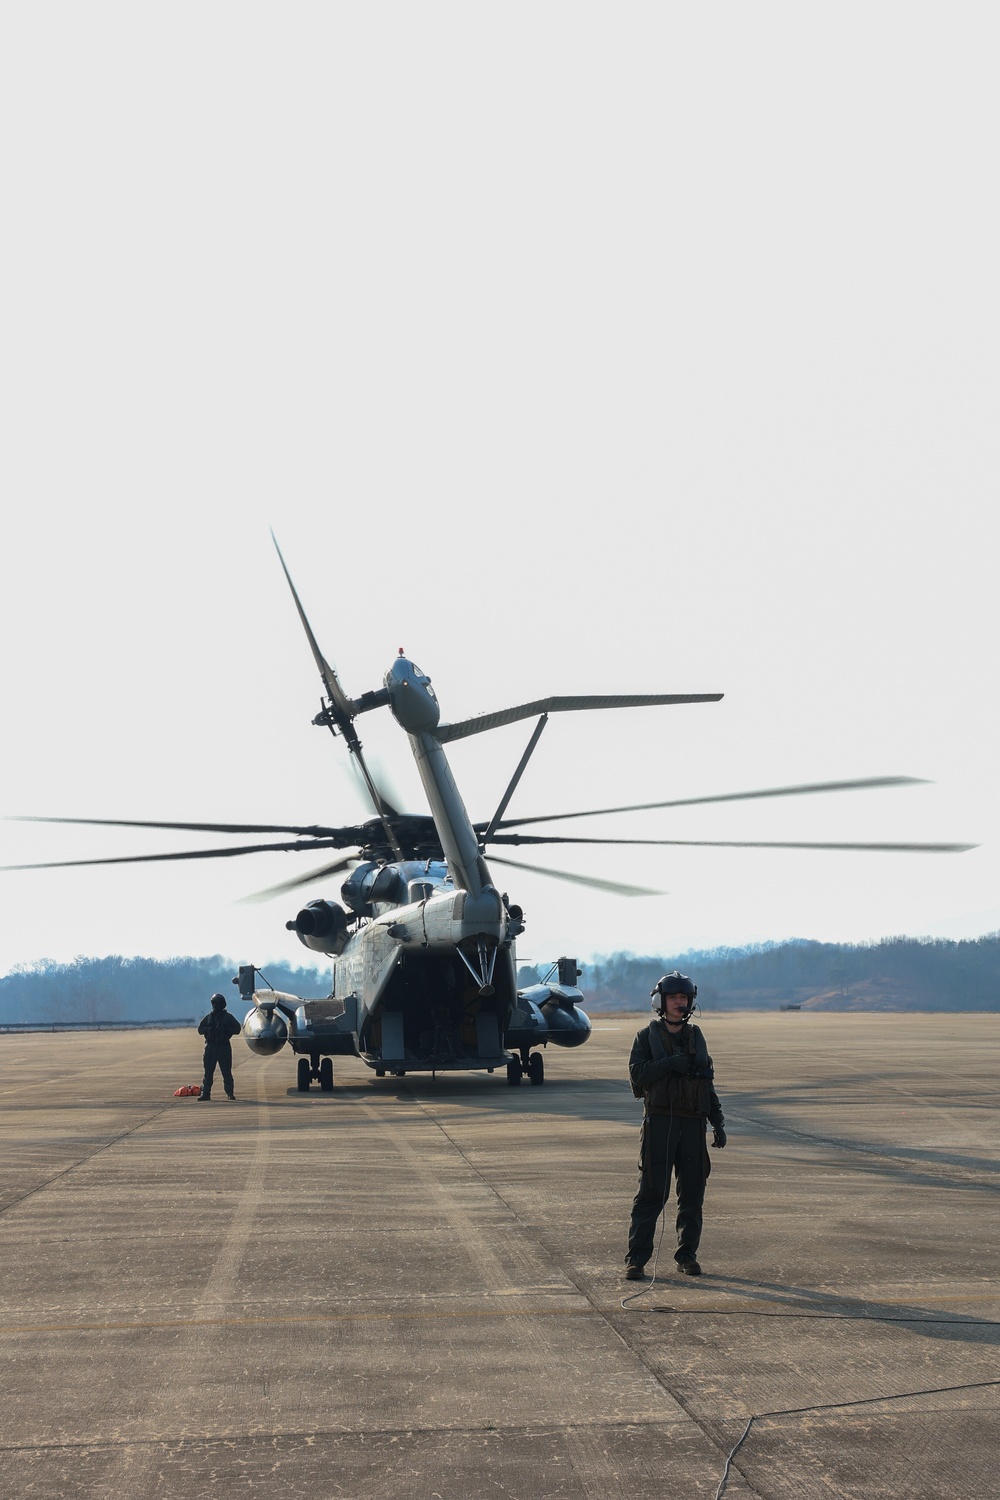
[240, 655, 591, 1086]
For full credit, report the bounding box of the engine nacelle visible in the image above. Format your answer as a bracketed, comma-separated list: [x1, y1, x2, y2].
[243, 1003, 289, 1056]
[542, 992, 592, 1048]
[286, 899, 350, 956]
[505, 983, 592, 1051]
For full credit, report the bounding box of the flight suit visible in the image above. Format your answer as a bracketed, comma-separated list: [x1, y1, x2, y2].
[198, 1007, 242, 1099]
[626, 1017, 725, 1269]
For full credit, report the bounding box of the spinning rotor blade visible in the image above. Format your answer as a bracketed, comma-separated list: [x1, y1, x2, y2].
[0, 837, 351, 873]
[487, 835, 977, 853]
[436, 693, 723, 743]
[345, 751, 406, 823]
[5, 814, 351, 838]
[493, 776, 931, 830]
[241, 853, 361, 904]
[348, 754, 402, 855]
[487, 853, 665, 897]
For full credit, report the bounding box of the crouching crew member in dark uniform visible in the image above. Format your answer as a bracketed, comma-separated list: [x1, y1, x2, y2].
[625, 971, 726, 1279]
[198, 993, 242, 1101]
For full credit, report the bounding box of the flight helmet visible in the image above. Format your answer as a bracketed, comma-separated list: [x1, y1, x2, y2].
[210, 993, 227, 1010]
[650, 971, 697, 1018]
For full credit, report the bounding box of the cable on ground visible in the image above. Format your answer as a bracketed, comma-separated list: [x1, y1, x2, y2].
[621, 1106, 677, 1308]
[714, 1376, 1000, 1499]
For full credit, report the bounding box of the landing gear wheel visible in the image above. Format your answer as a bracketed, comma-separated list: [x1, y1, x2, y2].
[319, 1058, 333, 1092]
[528, 1052, 544, 1086]
[375, 1068, 386, 1078]
[297, 1058, 311, 1092]
[507, 1057, 523, 1086]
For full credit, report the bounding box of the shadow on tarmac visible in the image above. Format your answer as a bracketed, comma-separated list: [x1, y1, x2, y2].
[673, 1274, 1000, 1348]
[729, 1101, 1000, 1196]
[273, 1071, 638, 1121]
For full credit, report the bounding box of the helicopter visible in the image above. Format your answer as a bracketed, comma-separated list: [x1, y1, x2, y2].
[3, 537, 975, 1089]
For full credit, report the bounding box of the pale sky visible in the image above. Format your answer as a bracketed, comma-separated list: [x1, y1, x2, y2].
[1, 5, 997, 979]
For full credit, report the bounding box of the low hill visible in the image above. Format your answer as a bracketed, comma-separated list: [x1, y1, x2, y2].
[566, 934, 1000, 1013]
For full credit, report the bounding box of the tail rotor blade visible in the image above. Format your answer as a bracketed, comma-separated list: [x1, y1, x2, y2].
[271, 531, 402, 857]
[271, 530, 355, 727]
[345, 751, 407, 823]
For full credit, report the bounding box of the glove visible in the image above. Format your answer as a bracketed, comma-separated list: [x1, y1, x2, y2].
[711, 1126, 727, 1149]
[660, 1053, 692, 1076]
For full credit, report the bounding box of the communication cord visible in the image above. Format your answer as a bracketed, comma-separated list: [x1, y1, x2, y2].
[620, 1113, 675, 1307]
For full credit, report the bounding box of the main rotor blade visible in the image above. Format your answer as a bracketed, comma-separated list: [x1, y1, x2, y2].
[487, 834, 977, 853]
[4, 814, 352, 838]
[0, 837, 351, 873]
[492, 776, 931, 830]
[487, 853, 665, 897]
[241, 853, 361, 904]
[436, 693, 723, 743]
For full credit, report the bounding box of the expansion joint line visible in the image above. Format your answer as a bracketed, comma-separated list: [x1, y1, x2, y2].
[715, 1377, 1000, 1500]
[0, 1102, 177, 1220]
[398, 1088, 552, 1246]
[399, 1087, 770, 1500]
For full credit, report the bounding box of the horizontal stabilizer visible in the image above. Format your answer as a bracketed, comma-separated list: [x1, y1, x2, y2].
[435, 693, 723, 743]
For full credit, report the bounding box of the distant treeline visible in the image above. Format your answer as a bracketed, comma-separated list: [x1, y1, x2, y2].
[550, 934, 1000, 1012]
[4, 935, 1000, 1023]
[0, 955, 332, 1026]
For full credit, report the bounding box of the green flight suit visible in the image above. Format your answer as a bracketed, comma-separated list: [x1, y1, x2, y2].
[626, 1017, 724, 1268]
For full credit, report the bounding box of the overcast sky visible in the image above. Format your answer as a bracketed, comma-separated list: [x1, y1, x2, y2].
[1, 4, 997, 981]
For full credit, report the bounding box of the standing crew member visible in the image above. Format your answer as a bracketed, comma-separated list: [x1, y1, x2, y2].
[625, 971, 726, 1278]
[197, 993, 242, 1101]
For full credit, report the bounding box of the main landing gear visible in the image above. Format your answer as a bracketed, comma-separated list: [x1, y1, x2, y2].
[507, 1051, 544, 1086]
[297, 1056, 334, 1093]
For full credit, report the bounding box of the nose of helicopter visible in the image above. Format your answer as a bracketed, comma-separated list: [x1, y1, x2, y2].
[384, 655, 441, 734]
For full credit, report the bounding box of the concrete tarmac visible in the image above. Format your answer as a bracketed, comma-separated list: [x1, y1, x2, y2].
[2, 1011, 1000, 1498]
